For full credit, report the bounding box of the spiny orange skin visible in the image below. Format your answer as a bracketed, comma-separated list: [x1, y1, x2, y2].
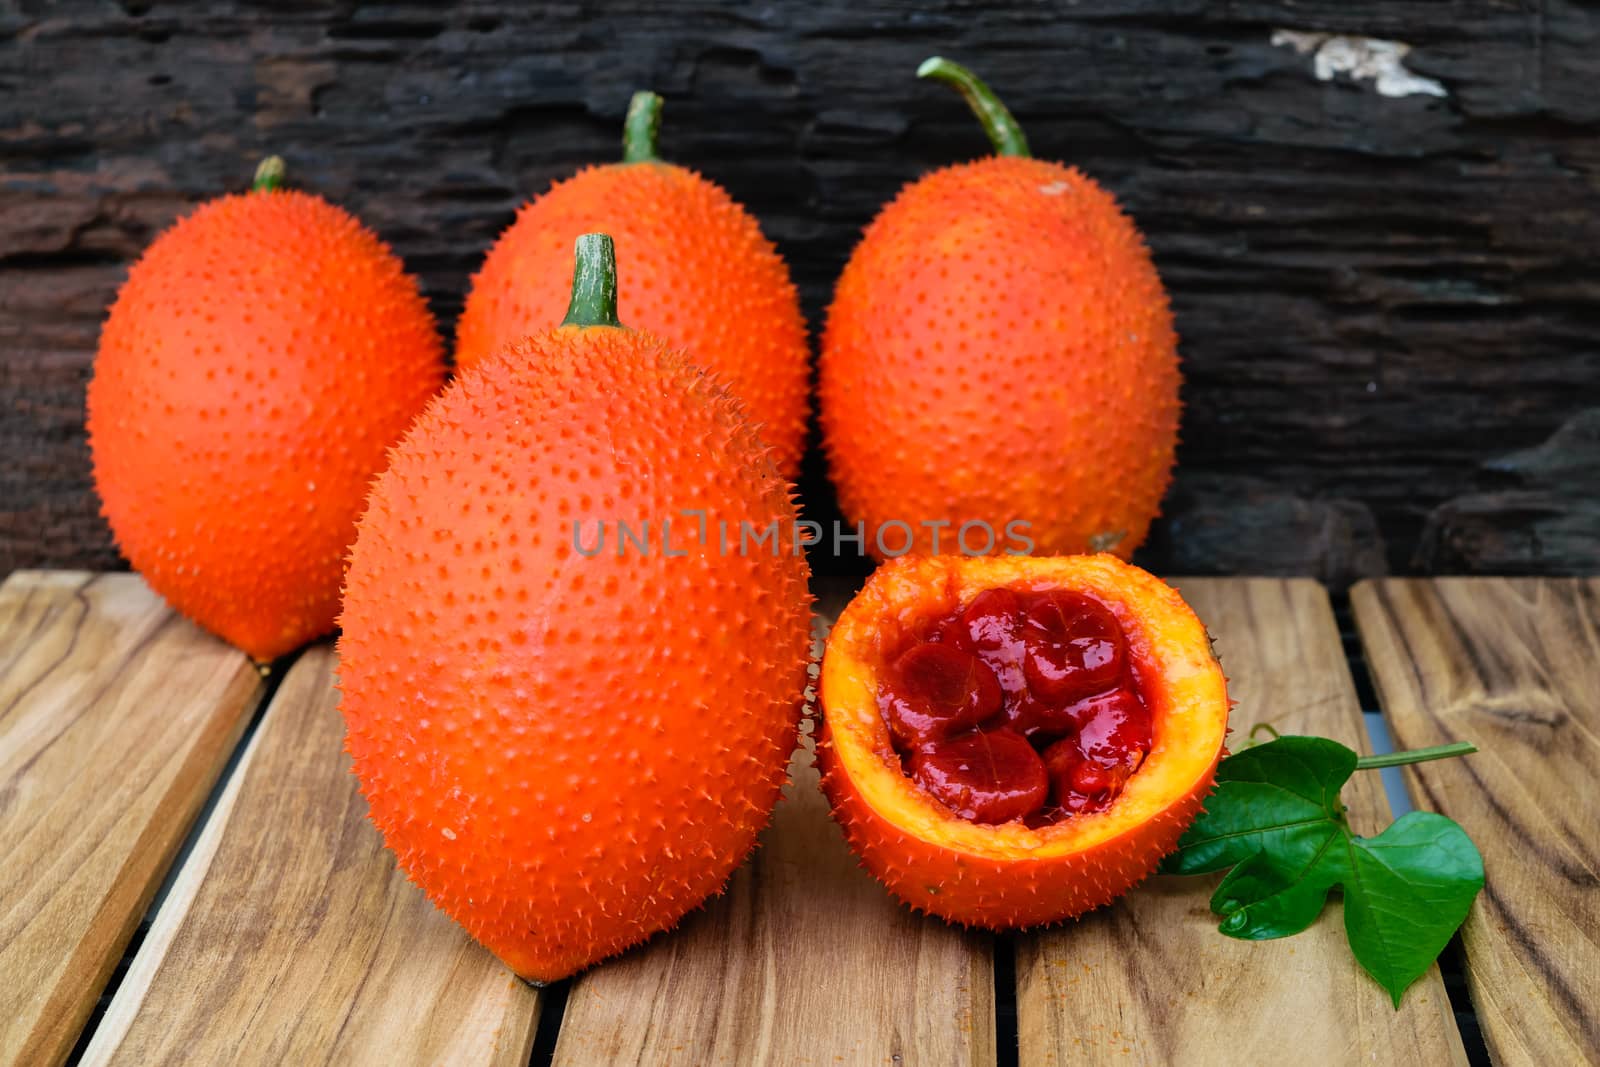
[820, 157, 1180, 559]
[454, 162, 810, 478]
[87, 189, 444, 661]
[817, 554, 1227, 928]
[338, 327, 813, 983]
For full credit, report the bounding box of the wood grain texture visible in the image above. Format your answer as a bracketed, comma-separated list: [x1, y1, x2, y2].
[1016, 578, 1465, 1067]
[80, 645, 541, 1067]
[0, 570, 262, 1067]
[6, 2, 1600, 578]
[1351, 577, 1600, 1067]
[553, 581, 995, 1067]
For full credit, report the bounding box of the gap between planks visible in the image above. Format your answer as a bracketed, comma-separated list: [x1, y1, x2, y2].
[1352, 577, 1600, 1067]
[79, 645, 541, 1067]
[551, 577, 996, 1066]
[17, 574, 1494, 1066]
[0, 571, 263, 1067]
[554, 578, 1467, 1066]
[1013, 578, 1465, 1067]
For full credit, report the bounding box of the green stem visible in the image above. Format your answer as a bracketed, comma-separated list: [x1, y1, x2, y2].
[622, 91, 664, 163]
[560, 233, 624, 329]
[252, 155, 286, 193]
[1355, 742, 1477, 770]
[916, 56, 1031, 158]
[1249, 723, 1282, 745]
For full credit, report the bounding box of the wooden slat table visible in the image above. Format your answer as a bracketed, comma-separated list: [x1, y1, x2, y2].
[1353, 578, 1600, 1067]
[0, 572, 262, 1067]
[1016, 580, 1464, 1066]
[79, 646, 540, 1066]
[3, 570, 1594, 1066]
[552, 583, 995, 1066]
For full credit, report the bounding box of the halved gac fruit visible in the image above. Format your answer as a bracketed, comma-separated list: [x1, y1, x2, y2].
[817, 554, 1228, 928]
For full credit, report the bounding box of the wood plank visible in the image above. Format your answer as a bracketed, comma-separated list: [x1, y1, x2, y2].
[80, 644, 542, 1066]
[1352, 577, 1600, 1067]
[1015, 578, 1466, 1066]
[553, 580, 995, 1067]
[0, 570, 263, 1067]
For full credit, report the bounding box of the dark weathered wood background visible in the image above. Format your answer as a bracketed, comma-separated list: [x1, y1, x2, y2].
[4, 1, 1598, 582]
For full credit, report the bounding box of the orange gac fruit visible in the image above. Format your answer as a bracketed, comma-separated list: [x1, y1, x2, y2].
[817, 553, 1227, 928]
[339, 235, 813, 983]
[819, 59, 1179, 559]
[455, 92, 810, 478]
[86, 157, 445, 661]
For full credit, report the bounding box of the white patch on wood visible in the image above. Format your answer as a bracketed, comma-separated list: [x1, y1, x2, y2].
[1272, 30, 1448, 99]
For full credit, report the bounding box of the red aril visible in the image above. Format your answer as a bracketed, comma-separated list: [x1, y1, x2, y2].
[962, 588, 1025, 650]
[1041, 736, 1135, 815]
[879, 642, 1002, 747]
[1022, 590, 1125, 702]
[1075, 687, 1151, 768]
[874, 583, 1154, 824]
[909, 728, 1048, 824]
[960, 587, 1028, 693]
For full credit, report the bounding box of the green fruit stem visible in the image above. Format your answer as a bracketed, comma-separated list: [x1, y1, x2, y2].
[917, 56, 1031, 158]
[252, 155, 286, 193]
[622, 91, 664, 163]
[1355, 742, 1477, 770]
[561, 233, 624, 329]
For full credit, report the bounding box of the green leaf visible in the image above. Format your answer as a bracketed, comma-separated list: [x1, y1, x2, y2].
[1212, 834, 1347, 940]
[1160, 734, 1486, 1008]
[1342, 812, 1485, 1007]
[1160, 735, 1356, 875]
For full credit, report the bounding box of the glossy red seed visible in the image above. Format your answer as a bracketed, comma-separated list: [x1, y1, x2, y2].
[1022, 590, 1125, 702]
[910, 728, 1049, 824]
[960, 586, 1028, 694]
[962, 587, 1024, 650]
[1041, 736, 1126, 815]
[1071, 760, 1114, 794]
[999, 689, 1075, 741]
[880, 641, 1003, 747]
[882, 586, 1155, 827]
[928, 616, 972, 650]
[1075, 686, 1151, 768]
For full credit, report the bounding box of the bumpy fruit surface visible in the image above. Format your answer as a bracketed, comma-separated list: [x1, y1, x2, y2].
[818, 554, 1228, 928]
[87, 160, 444, 660]
[819, 59, 1179, 558]
[339, 235, 812, 982]
[455, 93, 809, 477]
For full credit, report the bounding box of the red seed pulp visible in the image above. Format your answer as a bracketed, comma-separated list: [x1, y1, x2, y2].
[908, 728, 1047, 824]
[880, 642, 1002, 747]
[879, 586, 1152, 825]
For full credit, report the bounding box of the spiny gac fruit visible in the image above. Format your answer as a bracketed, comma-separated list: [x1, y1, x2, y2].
[454, 91, 810, 478]
[817, 554, 1228, 928]
[819, 59, 1180, 559]
[339, 235, 813, 983]
[87, 157, 445, 661]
